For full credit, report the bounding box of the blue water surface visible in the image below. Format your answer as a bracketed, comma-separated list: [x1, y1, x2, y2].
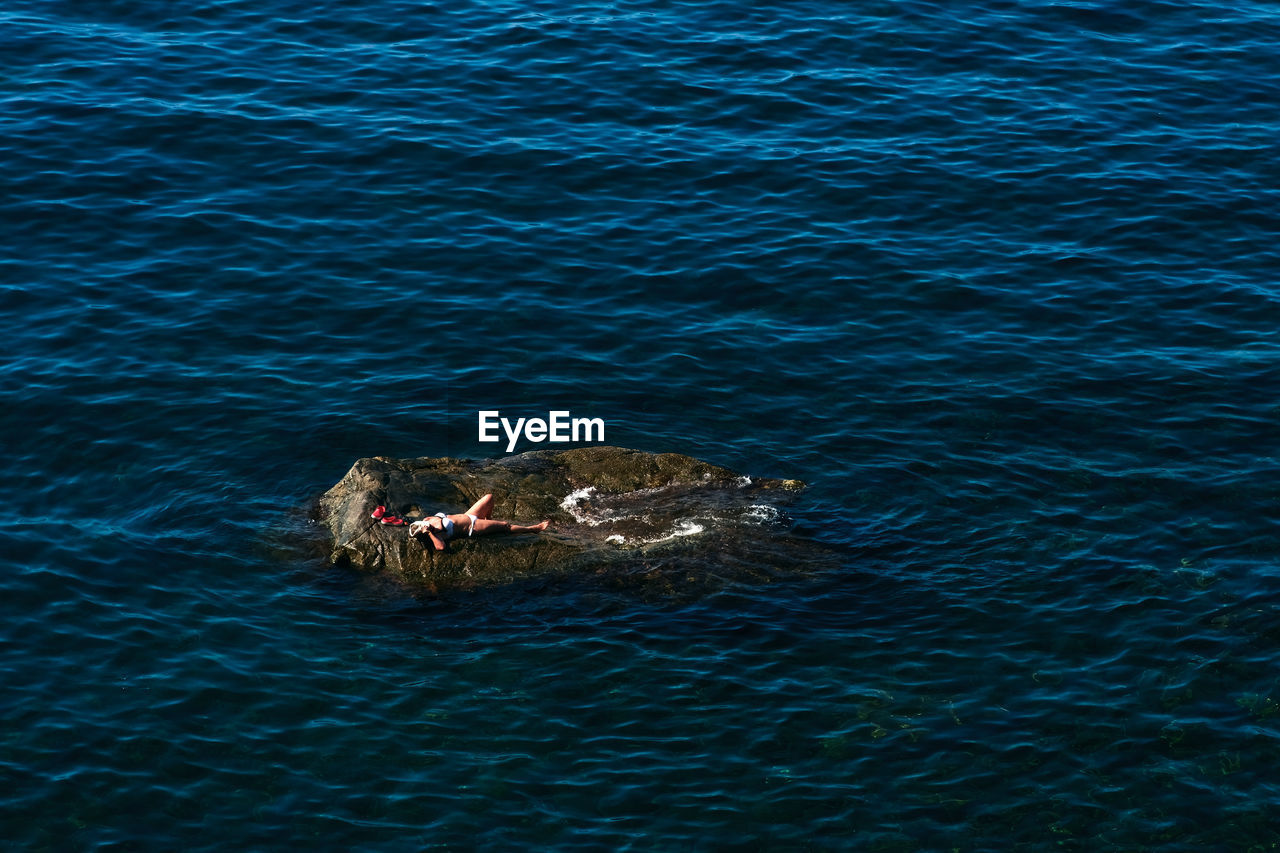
[4, 0, 1280, 848]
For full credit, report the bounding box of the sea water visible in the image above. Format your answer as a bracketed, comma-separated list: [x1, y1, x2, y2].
[3, 0, 1280, 848]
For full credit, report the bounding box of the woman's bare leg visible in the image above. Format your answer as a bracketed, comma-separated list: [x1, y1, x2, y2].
[471, 518, 549, 536]
[510, 520, 550, 533]
[465, 494, 495, 519]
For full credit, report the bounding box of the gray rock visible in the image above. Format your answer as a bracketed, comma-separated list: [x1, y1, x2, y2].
[318, 446, 819, 592]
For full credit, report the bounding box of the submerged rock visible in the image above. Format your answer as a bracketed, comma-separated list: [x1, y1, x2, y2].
[317, 446, 823, 592]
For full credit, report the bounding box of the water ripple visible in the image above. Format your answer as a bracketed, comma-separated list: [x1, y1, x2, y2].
[5, 0, 1280, 847]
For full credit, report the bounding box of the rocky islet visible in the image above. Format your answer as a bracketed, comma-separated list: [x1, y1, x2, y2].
[317, 446, 818, 591]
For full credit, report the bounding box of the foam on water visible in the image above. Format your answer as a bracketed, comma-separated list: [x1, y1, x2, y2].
[740, 504, 780, 524]
[605, 519, 706, 547]
[560, 486, 602, 525]
[558, 481, 769, 545]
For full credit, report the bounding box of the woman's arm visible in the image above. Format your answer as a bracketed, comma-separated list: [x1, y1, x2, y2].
[410, 519, 450, 551]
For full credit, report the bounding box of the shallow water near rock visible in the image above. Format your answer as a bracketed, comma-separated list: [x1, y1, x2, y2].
[5, 0, 1280, 848]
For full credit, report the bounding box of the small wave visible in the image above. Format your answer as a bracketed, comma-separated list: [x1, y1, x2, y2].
[560, 486, 647, 527]
[559, 486, 597, 523]
[606, 519, 706, 547]
[741, 504, 779, 524]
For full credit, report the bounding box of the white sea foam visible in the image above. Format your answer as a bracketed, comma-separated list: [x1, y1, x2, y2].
[561, 485, 655, 527]
[605, 519, 706, 547]
[741, 504, 779, 523]
[563, 483, 728, 543]
[667, 519, 705, 540]
[559, 486, 598, 524]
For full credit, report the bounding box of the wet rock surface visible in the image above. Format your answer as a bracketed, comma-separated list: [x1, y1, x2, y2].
[317, 446, 824, 591]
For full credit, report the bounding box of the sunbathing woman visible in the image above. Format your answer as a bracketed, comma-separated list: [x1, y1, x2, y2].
[406, 493, 550, 552]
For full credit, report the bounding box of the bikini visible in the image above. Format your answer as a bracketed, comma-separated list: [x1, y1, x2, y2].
[432, 512, 477, 539]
